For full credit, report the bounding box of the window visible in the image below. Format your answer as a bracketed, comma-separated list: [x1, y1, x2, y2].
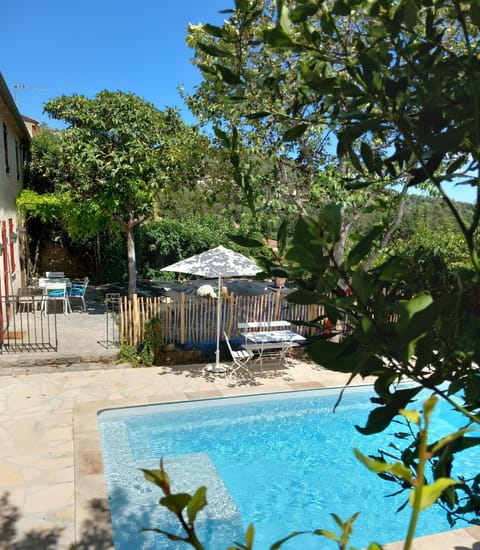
[3, 123, 9, 174]
[15, 140, 20, 180]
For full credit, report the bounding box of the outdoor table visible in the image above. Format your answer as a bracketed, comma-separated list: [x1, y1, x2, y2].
[38, 277, 72, 288]
[240, 329, 306, 368]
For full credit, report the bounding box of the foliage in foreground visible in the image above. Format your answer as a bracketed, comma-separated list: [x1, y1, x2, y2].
[138, 0, 480, 548]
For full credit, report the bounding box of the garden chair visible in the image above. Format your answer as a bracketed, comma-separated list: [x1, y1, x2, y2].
[17, 287, 34, 313]
[41, 281, 72, 315]
[223, 331, 254, 377]
[68, 276, 89, 312]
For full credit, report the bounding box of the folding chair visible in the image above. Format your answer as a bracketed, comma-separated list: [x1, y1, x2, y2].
[68, 277, 89, 312]
[223, 331, 254, 377]
[17, 287, 35, 313]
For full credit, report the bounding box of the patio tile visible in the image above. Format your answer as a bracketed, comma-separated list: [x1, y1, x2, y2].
[0, 458, 23, 486]
[24, 482, 74, 515]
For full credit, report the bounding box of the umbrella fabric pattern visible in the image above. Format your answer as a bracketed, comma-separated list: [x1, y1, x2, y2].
[162, 245, 261, 279]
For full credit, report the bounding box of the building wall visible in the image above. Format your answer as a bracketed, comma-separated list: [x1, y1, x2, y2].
[0, 73, 30, 301]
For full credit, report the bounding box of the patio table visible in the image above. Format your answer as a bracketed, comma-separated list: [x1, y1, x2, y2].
[240, 329, 306, 368]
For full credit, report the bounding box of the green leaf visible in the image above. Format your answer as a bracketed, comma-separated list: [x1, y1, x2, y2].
[160, 493, 191, 515]
[430, 428, 477, 455]
[354, 448, 413, 481]
[213, 126, 230, 147]
[348, 148, 364, 173]
[346, 225, 383, 267]
[378, 256, 410, 281]
[202, 24, 226, 38]
[227, 234, 264, 248]
[356, 386, 422, 435]
[403, 0, 418, 28]
[245, 523, 254, 546]
[398, 292, 433, 323]
[423, 394, 438, 418]
[320, 11, 335, 35]
[333, 0, 352, 16]
[350, 267, 372, 305]
[187, 486, 207, 524]
[222, 92, 246, 104]
[322, 203, 342, 241]
[197, 42, 232, 58]
[264, 26, 295, 47]
[290, 3, 319, 23]
[306, 339, 360, 374]
[141, 527, 185, 541]
[235, 0, 248, 13]
[399, 409, 421, 425]
[269, 531, 310, 549]
[277, 220, 288, 255]
[313, 528, 340, 541]
[278, 1, 291, 33]
[409, 478, 458, 511]
[142, 467, 170, 493]
[283, 123, 309, 141]
[215, 64, 242, 85]
[360, 141, 375, 173]
[245, 111, 270, 120]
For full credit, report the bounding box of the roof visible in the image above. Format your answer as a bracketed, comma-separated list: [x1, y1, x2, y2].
[0, 72, 30, 141]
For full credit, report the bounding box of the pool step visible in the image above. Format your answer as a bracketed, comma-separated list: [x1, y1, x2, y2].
[102, 431, 243, 550]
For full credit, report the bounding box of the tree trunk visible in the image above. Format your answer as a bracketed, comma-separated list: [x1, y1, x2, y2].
[126, 224, 137, 296]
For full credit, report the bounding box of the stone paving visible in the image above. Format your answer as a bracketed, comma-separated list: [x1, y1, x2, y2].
[0, 303, 478, 549]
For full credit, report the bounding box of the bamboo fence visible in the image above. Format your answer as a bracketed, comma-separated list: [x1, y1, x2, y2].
[118, 292, 325, 348]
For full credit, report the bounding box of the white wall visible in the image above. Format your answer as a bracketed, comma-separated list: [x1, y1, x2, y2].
[0, 103, 28, 297]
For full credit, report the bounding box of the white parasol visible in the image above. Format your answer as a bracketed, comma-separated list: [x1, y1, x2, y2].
[161, 245, 261, 372]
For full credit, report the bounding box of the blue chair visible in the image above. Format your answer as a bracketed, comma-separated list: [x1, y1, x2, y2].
[41, 281, 72, 315]
[68, 277, 89, 312]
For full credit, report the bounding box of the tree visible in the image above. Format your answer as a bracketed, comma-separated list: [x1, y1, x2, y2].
[185, 0, 408, 267]
[40, 90, 210, 295]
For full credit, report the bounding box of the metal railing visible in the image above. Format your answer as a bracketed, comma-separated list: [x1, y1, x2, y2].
[0, 294, 58, 353]
[98, 292, 120, 349]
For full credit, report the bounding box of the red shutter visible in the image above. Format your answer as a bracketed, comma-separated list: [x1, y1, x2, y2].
[8, 219, 15, 274]
[1, 221, 8, 297]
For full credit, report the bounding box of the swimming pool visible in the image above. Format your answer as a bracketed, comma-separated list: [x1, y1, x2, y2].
[98, 385, 476, 549]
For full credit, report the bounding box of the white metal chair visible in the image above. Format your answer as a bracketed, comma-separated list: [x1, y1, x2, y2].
[45, 271, 65, 278]
[17, 287, 35, 313]
[41, 281, 72, 315]
[223, 331, 254, 377]
[68, 277, 89, 312]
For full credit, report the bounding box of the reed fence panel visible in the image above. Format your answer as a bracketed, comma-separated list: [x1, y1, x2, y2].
[119, 293, 325, 348]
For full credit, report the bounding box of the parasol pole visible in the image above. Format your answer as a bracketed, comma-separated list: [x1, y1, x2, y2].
[215, 275, 222, 368]
[205, 275, 227, 373]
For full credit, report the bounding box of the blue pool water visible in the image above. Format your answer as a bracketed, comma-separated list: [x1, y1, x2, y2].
[98, 386, 477, 549]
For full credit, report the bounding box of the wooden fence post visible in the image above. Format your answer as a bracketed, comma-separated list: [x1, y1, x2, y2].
[180, 291, 186, 345]
[132, 293, 140, 348]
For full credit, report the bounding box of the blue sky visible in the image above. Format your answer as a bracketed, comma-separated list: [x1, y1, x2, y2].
[2, 0, 228, 125]
[2, 0, 476, 203]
